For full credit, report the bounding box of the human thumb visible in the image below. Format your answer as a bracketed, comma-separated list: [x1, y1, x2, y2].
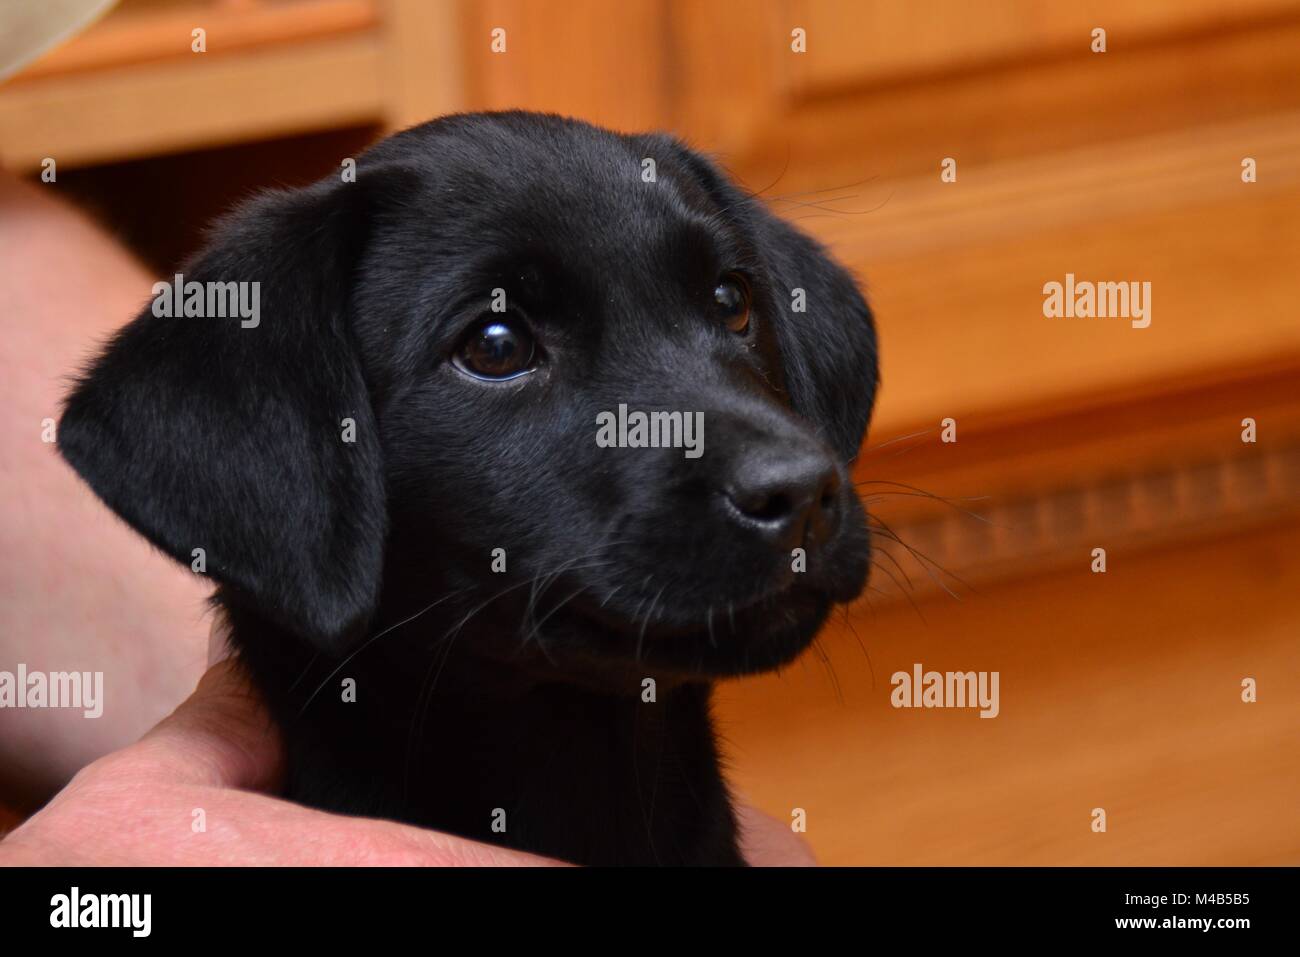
[126, 612, 284, 792]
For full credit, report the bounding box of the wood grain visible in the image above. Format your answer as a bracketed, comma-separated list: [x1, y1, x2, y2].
[716, 520, 1300, 865]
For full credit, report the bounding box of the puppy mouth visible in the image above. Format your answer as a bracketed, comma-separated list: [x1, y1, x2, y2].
[566, 577, 801, 639]
[459, 506, 873, 681]
[542, 570, 856, 679]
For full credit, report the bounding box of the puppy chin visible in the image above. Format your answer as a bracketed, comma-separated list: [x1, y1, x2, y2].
[501, 526, 873, 684]
[557, 577, 850, 681]
[671, 587, 835, 678]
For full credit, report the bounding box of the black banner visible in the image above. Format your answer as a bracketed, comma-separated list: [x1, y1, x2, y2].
[0, 866, 1289, 943]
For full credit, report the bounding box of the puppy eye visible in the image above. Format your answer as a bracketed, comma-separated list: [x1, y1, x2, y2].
[714, 273, 751, 334]
[453, 316, 537, 380]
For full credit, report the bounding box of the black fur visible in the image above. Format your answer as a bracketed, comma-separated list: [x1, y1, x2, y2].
[58, 112, 878, 865]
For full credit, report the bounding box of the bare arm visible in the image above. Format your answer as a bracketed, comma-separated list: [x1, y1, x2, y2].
[0, 170, 210, 810]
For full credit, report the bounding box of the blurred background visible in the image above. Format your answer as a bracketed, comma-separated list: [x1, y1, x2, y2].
[1, 0, 1297, 863]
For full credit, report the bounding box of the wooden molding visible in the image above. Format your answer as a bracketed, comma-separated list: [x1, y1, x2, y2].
[857, 358, 1300, 603]
[0, 34, 387, 169]
[8, 0, 381, 83]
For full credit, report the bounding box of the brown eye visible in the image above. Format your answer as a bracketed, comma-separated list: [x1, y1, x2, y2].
[454, 316, 537, 380]
[714, 273, 751, 333]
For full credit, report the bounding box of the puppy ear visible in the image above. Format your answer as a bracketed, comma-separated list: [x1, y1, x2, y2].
[753, 214, 879, 462]
[58, 180, 385, 654]
[656, 137, 879, 460]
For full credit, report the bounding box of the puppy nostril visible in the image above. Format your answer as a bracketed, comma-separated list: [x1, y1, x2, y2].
[721, 445, 840, 543]
[741, 492, 792, 523]
[819, 472, 841, 511]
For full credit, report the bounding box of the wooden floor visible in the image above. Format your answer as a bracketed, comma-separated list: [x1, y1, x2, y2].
[716, 519, 1300, 865]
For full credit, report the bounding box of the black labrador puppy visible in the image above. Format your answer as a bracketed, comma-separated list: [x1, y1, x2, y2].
[58, 112, 878, 865]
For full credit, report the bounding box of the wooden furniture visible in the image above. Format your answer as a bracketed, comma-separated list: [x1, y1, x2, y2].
[0, 0, 458, 169]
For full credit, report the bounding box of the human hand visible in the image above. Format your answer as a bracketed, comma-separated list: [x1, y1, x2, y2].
[0, 641, 557, 865]
[0, 619, 812, 866]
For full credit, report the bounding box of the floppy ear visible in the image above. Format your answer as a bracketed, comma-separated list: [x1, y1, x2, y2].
[658, 137, 879, 460]
[752, 212, 879, 462]
[58, 179, 386, 654]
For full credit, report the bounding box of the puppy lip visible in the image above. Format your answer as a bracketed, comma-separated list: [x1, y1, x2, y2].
[552, 532, 870, 642]
[561, 575, 815, 642]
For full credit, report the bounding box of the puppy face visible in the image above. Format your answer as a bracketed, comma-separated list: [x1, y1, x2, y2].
[59, 112, 878, 685]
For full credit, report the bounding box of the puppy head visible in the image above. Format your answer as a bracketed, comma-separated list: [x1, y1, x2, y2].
[60, 112, 878, 683]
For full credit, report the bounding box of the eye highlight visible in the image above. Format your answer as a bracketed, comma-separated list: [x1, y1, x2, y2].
[453, 316, 537, 380]
[714, 273, 751, 334]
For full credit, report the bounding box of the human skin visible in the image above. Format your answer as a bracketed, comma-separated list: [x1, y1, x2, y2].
[0, 170, 813, 865]
[0, 170, 211, 809]
[0, 618, 811, 865]
[0, 628, 558, 866]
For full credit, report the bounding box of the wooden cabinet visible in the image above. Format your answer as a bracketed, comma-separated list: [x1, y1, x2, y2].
[0, 0, 460, 169]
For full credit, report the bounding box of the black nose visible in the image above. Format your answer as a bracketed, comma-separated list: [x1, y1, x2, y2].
[723, 449, 841, 548]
